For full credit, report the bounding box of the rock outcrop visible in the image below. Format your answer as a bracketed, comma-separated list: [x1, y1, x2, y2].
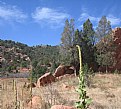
[112, 28, 121, 70]
[37, 72, 55, 87]
[53, 65, 75, 77]
[98, 27, 121, 72]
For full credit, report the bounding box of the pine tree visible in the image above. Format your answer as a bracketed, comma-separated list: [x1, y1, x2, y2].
[74, 29, 82, 45]
[96, 16, 112, 42]
[95, 16, 114, 72]
[81, 19, 96, 68]
[96, 34, 115, 72]
[60, 19, 76, 65]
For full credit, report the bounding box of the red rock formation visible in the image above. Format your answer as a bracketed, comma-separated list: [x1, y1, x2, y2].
[112, 27, 121, 71]
[37, 72, 55, 87]
[53, 65, 75, 77]
[53, 65, 66, 77]
[98, 27, 121, 72]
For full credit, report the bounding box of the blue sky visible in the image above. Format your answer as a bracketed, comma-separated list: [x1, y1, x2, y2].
[0, 0, 121, 46]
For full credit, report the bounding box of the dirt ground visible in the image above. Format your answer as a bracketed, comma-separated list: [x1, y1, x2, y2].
[0, 73, 121, 109]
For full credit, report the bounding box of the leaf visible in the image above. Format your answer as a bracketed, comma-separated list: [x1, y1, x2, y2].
[86, 98, 92, 105]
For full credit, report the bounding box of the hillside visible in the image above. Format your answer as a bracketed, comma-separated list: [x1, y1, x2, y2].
[0, 39, 60, 76]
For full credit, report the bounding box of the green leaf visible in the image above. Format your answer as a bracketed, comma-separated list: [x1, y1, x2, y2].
[85, 98, 92, 105]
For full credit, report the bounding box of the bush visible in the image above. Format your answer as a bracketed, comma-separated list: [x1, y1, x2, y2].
[31, 66, 47, 82]
[83, 64, 94, 87]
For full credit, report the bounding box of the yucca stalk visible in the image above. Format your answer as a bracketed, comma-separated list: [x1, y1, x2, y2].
[75, 45, 92, 109]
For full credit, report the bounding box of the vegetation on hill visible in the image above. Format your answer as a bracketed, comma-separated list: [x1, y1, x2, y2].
[0, 40, 60, 78]
[0, 15, 119, 79]
[0, 40, 31, 73]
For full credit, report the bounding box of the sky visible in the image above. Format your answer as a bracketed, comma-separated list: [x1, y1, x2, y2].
[0, 0, 121, 46]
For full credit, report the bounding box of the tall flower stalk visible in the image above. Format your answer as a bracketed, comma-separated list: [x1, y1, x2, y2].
[75, 45, 92, 109]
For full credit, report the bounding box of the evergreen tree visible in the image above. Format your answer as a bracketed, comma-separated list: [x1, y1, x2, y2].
[60, 19, 76, 65]
[81, 19, 96, 68]
[61, 19, 75, 48]
[74, 29, 82, 45]
[96, 34, 115, 72]
[95, 16, 114, 72]
[96, 16, 112, 42]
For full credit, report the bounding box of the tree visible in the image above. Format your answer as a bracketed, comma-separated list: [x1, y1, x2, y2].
[83, 19, 95, 45]
[95, 16, 116, 72]
[81, 19, 96, 68]
[32, 65, 47, 82]
[60, 19, 76, 65]
[73, 29, 82, 66]
[95, 16, 114, 72]
[96, 34, 116, 72]
[96, 16, 112, 42]
[32, 60, 38, 68]
[61, 19, 75, 48]
[74, 29, 82, 45]
[21, 61, 27, 68]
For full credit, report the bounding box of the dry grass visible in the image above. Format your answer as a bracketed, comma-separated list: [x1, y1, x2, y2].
[0, 73, 121, 109]
[88, 74, 121, 109]
[0, 78, 30, 109]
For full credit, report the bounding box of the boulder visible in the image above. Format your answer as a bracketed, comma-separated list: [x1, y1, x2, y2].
[65, 69, 74, 74]
[53, 65, 75, 78]
[57, 74, 75, 80]
[37, 72, 55, 87]
[51, 105, 76, 109]
[28, 96, 45, 109]
[53, 65, 66, 77]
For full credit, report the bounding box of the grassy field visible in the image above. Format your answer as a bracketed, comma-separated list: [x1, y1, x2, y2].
[0, 73, 121, 109]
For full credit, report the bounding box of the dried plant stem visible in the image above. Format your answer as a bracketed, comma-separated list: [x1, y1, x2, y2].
[12, 79, 15, 91]
[15, 81, 18, 109]
[21, 87, 24, 109]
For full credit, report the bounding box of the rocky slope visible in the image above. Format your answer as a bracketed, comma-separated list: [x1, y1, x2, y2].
[113, 27, 121, 70]
[0, 39, 60, 76]
[0, 39, 31, 73]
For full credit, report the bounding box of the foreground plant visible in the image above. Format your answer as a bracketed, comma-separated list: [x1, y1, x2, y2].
[75, 45, 92, 109]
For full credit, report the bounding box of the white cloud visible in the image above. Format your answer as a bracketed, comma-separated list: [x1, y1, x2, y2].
[0, 4, 27, 23]
[78, 13, 99, 23]
[78, 12, 121, 27]
[78, 13, 99, 29]
[32, 7, 70, 28]
[107, 15, 121, 26]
